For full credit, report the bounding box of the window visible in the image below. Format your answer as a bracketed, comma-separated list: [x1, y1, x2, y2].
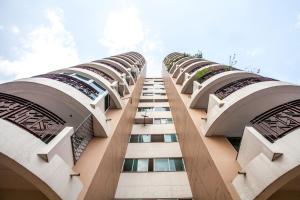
[123, 158, 185, 172]
[169, 158, 185, 171]
[227, 137, 242, 151]
[123, 159, 148, 172]
[164, 134, 177, 142]
[130, 135, 151, 143]
[151, 134, 164, 142]
[154, 158, 185, 172]
[104, 94, 110, 111]
[143, 93, 153, 96]
[154, 158, 169, 171]
[154, 118, 173, 124]
[129, 134, 178, 143]
[138, 107, 153, 112]
[154, 107, 170, 111]
[154, 93, 166, 96]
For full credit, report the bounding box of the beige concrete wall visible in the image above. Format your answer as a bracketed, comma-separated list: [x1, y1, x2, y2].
[163, 70, 240, 200]
[74, 71, 145, 200]
[125, 143, 182, 158]
[115, 172, 192, 199]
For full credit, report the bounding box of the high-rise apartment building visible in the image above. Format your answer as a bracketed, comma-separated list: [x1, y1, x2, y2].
[162, 52, 300, 200]
[1, 51, 300, 200]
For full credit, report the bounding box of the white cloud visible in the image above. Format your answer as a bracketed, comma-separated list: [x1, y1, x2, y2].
[247, 48, 264, 57]
[98, 3, 163, 77]
[0, 8, 80, 82]
[11, 25, 20, 34]
[0, 25, 4, 30]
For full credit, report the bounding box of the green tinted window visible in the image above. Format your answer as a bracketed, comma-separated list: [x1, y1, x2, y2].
[154, 158, 169, 171]
[169, 158, 185, 171]
[123, 159, 133, 171]
[130, 135, 139, 143]
[164, 134, 177, 142]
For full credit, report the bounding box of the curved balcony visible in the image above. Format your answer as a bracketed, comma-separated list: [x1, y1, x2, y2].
[169, 56, 191, 74]
[233, 99, 300, 199]
[106, 56, 132, 69]
[201, 81, 300, 137]
[163, 52, 181, 65]
[172, 58, 203, 78]
[190, 70, 255, 109]
[181, 64, 229, 94]
[74, 63, 130, 95]
[164, 53, 185, 72]
[54, 68, 123, 109]
[93, 59, 135, 85]
[3, 75, 109, 137]
[176, 61, 216, 85]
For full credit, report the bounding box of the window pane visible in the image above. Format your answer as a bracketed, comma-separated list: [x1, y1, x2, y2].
[137, 159, 148, 172]
[166, 118, 173, 124]
[164, 134, 172, 142]
[132, 159, 138, 171]
[154, 107, 170, 111]
[123, 159, 133, 171]
[130, 135, 139, 143]
[169, 158, 184, 171]
[90, 81, 105, 94]
[154, 158, 169, 171]
[161, 118, 167, 124]
[141, 135, 151, 143]
[171, 134, 177, 142]
[151, 134, 164, 142]
[104, 94, 110, 111]
[74, 74, 90, 82]
[153, 118, 160, 124]
[164, 134, 178, 142]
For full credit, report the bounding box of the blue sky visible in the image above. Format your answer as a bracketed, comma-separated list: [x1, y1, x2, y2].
[0, 0, 300, 82]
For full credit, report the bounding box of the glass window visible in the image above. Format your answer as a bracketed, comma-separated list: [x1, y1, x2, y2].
[104, 94, 110, 111]
[73, 73, 91, 82]
[90, 81, 105, 94]
[153, 118, 161, 124]
[169, 158, 185, 171]
[164, 134, 177, 142]
[154, 107, 170, 111]
[130, 135, 151, 143]
[151, 134, 164, 142]
[137, 159, 148, 172]
[123, 159, 133, 171]
[143, 93, 153, 96]
[130, 135, 139, 143]
[140, 135, 151, 143]
[138, 107, 153, 112]
[154, 158, 169, 171]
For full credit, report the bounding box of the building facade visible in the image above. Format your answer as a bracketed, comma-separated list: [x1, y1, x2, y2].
[0, 52, 146, 200]
[1, 50, 300, 200]
[163, 52, 300, 200]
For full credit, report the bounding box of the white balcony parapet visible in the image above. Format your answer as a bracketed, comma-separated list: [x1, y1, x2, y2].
[38, 126, 74, 167]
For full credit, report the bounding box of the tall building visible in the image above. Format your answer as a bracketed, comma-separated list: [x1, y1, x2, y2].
[1, 50, 300, 200]
[162, 52, 300, 200]
[0, 52, 146, 200]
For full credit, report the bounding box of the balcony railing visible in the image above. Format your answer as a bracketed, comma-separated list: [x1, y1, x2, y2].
[71, 114, 93, 163]
[215, 77, 275, 100]
[250, 99, 300, 143]
[196, 67, 233, 84]
[75, 66, 115, 83]
[38, 73, 99, 100]
[188, 62, 216, 74]
[0, 92, 65, 144]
